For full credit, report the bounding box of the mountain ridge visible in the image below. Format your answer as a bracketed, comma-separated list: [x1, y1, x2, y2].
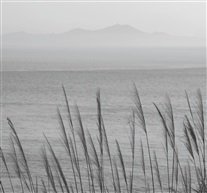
[3, 24, 205, 47]
[3, 24, 170, 36]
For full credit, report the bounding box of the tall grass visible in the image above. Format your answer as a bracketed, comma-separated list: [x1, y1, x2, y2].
[132, 84, 155, 193]
[0, 85, 206, 193]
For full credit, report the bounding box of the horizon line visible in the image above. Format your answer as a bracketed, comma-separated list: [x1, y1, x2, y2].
[2, 66, 206, 73]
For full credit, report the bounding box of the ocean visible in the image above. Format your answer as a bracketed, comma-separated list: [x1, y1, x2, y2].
[1, 68, 206, 192]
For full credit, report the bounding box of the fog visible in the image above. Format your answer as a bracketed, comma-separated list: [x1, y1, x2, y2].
[3, 46, 206, 71]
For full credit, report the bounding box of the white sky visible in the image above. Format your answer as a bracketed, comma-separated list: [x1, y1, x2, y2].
[2, 2, 206, 38]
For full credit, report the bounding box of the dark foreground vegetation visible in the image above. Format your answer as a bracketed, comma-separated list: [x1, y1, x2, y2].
[0, 85, 206, 193]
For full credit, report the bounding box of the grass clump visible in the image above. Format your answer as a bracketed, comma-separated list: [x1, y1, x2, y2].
[0, 85, 206, 193]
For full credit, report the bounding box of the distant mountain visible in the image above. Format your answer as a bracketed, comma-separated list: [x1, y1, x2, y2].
[3, 24, 205, 48]
[96, 24, 145, 35]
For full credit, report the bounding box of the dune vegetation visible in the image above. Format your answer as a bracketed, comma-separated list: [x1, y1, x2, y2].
[0, 85, 206, 193]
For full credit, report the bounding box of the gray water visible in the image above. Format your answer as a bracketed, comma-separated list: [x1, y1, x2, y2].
[1, 68, 206, 192]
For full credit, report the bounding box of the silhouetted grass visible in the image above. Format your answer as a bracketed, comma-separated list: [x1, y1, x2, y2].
[0, 85, 206, 193]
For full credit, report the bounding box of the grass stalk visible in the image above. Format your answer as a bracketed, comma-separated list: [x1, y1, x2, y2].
[132, 84, 155, 193]
[116, 140, 129, 193]
[57, 107, 79, 193]
[7, 118, 35, 193]
[41, 146, 57, 193]
[165, 95, 175, 193]
[62, 86, 81, 179]
[75, 105, 95, 193]
[9, 137, 25, 193]
[113, 158, 121, 193]
[41, 179, 48, 193]
[154, 103, 188, 192]
[129, 110, 135, 193]
[196, 90, 206, 183]
[140, 140, 147, 192]
[0, 180, 5, 193]
[0, 147, 14, 193]
[44, 135, 70, 193]
[102, 117, 116, 193]
[153, 151, 163, 193]
[96, 89, 104, 193]
[87, 131, 102, 191]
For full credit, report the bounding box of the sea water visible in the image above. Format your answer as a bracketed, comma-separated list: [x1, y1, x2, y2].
[1, 68, 206, 192]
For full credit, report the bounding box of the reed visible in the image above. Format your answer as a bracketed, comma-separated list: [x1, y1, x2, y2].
[153, 103, 187, 192]
[132, 84, 155, 193]
[102, 116, 116, 193]
[153, 151, 163, 193]
[7, 118, 36, 193]
[41, 145, 57, 193]
[113, 158, 121, 193]
[0, 180, 5, 193]
[96, 89, 105, 193]
[57, 107, 79, 193]
[140, 139, 147, 192]
[0, 146, 14, 193]
[116, 140, 129, 193]
[62, 85, 83, 193]
[129, 110, 136, 193]
[0, 85, 206, 193]
[76, 105, 95, 193]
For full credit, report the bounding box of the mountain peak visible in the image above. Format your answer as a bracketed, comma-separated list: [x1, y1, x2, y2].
[100, 24, 145, 34]
[64, 27, 89, 35]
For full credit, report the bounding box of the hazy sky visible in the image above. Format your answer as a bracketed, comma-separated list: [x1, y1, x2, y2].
[2, 2, 206, 38]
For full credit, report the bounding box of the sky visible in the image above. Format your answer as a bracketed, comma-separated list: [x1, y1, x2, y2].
[2, 2, 206, 38]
